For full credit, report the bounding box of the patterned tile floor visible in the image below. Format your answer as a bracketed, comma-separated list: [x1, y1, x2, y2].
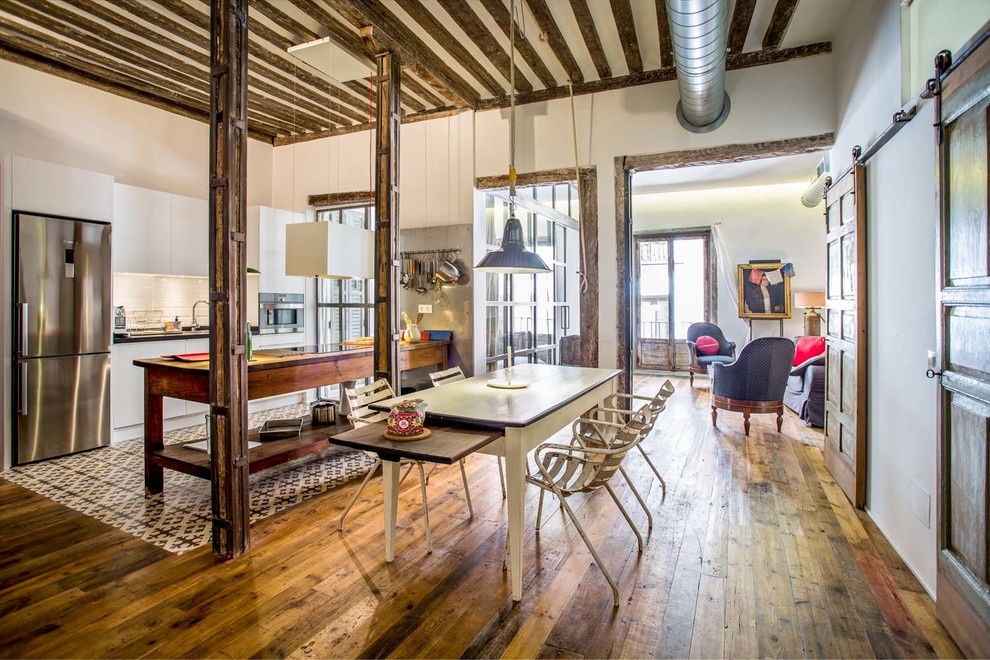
[4, 404, 375, 554]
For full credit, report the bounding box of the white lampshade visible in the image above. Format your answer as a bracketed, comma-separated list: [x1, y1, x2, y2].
[285, 221, 374, 280]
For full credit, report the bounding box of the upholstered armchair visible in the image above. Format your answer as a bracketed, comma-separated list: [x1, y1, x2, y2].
[710, 337, 796, 436]
[686, 322, 736, 387]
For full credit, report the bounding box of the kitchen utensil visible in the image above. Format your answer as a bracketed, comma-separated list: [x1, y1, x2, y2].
[433, 281, 449, 307]
[435, 259, 460, 284]
[453, 257, 471, 285]
[310, 399, 338, 425]
[415, 260, 428, 294]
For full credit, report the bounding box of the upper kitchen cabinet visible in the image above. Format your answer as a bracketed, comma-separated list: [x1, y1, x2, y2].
[248, 206, 305, 295]
[11, 155, 113, 222]
[113, 183, 171, 274]
[170, 194, 209, 277]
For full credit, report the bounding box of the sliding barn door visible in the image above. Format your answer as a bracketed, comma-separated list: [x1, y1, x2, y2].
[935, 29, 990, 658]
[823, 165, 867, 507]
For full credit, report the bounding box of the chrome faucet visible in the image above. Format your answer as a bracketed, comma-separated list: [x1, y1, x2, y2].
[191, 300, 209, 330]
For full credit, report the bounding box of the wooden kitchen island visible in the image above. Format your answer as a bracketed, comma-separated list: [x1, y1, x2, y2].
[134, 340, 449, 495]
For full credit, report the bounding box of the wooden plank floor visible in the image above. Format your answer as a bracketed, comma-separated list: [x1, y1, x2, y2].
[0, 375, 960, 658]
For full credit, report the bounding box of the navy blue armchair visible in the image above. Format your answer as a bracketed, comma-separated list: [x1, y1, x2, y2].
[686, 322, 736, 387]
[710, 337, 796, 436]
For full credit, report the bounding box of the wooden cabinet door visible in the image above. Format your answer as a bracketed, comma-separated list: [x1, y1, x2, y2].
[935, 29, 990, 658]
[823, 164, 867, 507]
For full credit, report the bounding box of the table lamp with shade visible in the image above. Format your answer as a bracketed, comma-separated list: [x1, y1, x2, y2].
[795, 291, 826, 336]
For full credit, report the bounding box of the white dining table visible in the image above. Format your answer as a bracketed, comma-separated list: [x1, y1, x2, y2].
[373, 363, 621, 601]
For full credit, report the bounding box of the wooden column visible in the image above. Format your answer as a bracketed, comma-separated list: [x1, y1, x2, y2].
[208, 0, 250, 557]
[373, 51, 401, 392]
[577, 169, 599, 368]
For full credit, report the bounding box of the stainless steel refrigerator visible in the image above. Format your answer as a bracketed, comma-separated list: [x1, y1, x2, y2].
[13, 212, 112, 464]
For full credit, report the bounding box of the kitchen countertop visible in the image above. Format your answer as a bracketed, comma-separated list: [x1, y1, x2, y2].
[113, 327, 263, 344]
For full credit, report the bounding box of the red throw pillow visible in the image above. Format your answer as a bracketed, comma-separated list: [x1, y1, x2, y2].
[696, 335, 720, 356]
[793, 336, 826, 366]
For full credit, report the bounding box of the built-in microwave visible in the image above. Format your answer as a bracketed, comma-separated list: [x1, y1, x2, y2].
[258, 292, 304, 334]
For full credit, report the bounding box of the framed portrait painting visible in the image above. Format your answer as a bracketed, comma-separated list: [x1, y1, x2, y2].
[737, 262, 792, 319]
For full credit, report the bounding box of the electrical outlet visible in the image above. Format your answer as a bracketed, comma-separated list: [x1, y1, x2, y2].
[910, 479, 931, 528]
[418, 304, 433, 314]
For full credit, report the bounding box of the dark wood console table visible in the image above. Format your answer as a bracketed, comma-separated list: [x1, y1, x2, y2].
[134, 341, 449, 495]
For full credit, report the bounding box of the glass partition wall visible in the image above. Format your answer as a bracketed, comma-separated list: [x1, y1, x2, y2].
[482, 183, 581, 371]
[314, 204, 374, 398]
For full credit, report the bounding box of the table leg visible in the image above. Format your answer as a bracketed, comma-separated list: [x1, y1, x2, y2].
[338, 380, 357, 416]
[504, 427, 527, 601]
[144, 374, 165, 496]
[382, 459, 400, 562]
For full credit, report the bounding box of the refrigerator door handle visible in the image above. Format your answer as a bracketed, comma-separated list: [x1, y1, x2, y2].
[18, 302, 28, 357]
[18, 363, 28, 416]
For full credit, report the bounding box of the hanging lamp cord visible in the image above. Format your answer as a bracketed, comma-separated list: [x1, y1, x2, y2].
[508, 0, 517, 214]
[568, 81, 589, 294]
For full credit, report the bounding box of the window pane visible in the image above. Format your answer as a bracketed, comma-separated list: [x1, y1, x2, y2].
[485, 271, 504, 302]
[344, 278, 365, 304]
[535, 184, 553, 206]
[342, 207, 365, 228]
[554, 264, 566, 303]
[511, 306, 534, 350]
[321, 307, 341, 344]
[536, 268, 553, 304]
[511, 273, 534, 302]
[534, 305, 554, 347]
[553, 184, 570, 217]
[536, 218, 553, 265]
[486, 307, 507, 357]
[343, 307, 366, 340]
[672, 238, 706, 339]
[534, 349, 554, 365]
[554, 224, 566, 262]
[486, 197, 505, 247]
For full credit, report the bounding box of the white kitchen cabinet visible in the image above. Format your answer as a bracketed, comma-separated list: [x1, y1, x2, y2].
[11, 155, 114, 222]
[170, 194, 209, 276]
[113, 184, 171, 274]
[248, 206, 305, 295]
[112, 341, 186, 429]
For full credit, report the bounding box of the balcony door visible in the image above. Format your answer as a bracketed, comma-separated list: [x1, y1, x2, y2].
[634, 232, 712, 372]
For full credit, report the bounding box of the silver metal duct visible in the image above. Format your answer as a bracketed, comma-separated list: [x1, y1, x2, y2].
[665, 0, 731, 132]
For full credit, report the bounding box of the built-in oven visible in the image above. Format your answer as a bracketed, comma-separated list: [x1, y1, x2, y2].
[258, 292, 304, 334]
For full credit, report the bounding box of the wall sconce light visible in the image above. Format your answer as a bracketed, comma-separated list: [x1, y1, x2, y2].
[284, 221, 374, 279]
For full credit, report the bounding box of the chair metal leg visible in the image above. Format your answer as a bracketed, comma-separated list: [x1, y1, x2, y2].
[497, 456, 506, 499]
[635, 444, 667, 498]
[416, 462, 432, 554]
[535, 487, 546, 531]
[458, 459, 474, 518]
[604, 482, 644, 553]
[339, 457, 381, 531]
[399, 462, 415, 486]
[423, 463, 439, 484]
[557, 492, 620, 607]
[618, 465, 653, 534]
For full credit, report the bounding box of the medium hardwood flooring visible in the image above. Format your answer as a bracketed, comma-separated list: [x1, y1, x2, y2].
[0, 375, 961, 658]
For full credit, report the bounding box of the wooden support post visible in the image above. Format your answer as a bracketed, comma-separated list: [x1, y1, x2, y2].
[373, 51, 401, 393]
[208, 0, 250, 557]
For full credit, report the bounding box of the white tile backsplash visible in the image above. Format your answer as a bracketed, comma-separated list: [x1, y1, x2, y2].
[114, 273, 208, 327]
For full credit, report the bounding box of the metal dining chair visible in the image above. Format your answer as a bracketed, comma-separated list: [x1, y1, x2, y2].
[577, 379, 676, 502]
[340, 379, 473, 553]
[527, 406, 653, 606]
[428, 366, 507, 499]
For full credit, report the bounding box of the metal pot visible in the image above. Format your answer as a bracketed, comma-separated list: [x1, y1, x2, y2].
[435, 259, 460, 284]
[310, 399, 338, 425]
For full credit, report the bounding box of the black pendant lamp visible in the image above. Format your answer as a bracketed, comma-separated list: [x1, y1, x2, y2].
[474, 0, 550, 275]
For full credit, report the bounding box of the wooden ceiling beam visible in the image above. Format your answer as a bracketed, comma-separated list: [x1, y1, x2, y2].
[728, 0, 757, 54]
[3, 0, 330, 133]
[399, 73, 447, 108]
[525, 0, 583, 83]
[148, 0, 368, 123]
[475, 41, 830, 110]
[762, 0, 800, 49]
[568, 0, 610, 79]
[609, 0, 642, 74]
[478, 0, 557, 89]
[328, 0, 479, 108]
[353, 76, 426, 113]
[437, 0, 531, 94]
[393, 0, 505, 97]
[252, 0, 320, 44]
[654, 0, 672, 67]
[273, 106, 466, 147]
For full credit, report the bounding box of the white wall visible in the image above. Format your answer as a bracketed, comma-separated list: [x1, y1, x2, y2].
[0, 60, 273, 204]
[269, 55, 838, 369]
[633, 182, 826, 348]
[830, 0, 944, 596]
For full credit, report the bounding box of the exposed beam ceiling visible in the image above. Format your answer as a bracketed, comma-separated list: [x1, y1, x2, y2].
[0, 0, 838, 144]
